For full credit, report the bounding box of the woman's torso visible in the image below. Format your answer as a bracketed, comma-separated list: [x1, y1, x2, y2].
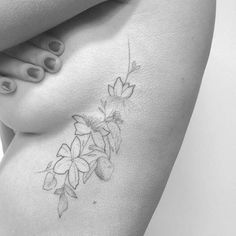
[0, 1, 215, 235]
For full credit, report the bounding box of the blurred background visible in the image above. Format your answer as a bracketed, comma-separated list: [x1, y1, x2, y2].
[145, 1, 236, 235]
[0, 1, 235, 235]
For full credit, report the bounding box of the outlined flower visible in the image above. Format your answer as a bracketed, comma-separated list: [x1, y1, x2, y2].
[73, 115, 109, 150]
[54, 137, 90, 189]
[108, 77, 135, 99]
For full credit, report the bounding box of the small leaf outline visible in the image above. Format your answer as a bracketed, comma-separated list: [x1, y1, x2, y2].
[65, 184, 77, 199]
[57, 193, 68, 218]
[43, 173, 57, 191]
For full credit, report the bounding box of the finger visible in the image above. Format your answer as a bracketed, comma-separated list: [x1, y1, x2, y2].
[30, 34, 65, 56]
[0, 53, 45, 83]
[4, 43, 62, 74]
[0, 76, 17, 94]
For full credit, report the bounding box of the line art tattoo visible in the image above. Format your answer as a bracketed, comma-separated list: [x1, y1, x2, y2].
[38, 40, 141, 218]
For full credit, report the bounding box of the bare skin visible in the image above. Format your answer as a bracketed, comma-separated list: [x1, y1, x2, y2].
[0, 0, 108, 51]
[0, 0, 216, 235]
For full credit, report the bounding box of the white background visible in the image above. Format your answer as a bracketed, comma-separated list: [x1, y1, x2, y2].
[145, 1, 236, 235]
[0, 1, 235, 235]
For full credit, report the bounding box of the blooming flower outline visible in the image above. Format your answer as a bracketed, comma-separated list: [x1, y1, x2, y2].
[73, 115, 109, 150]
[54, 137, 90, 189]
[108, 77, 135, 99]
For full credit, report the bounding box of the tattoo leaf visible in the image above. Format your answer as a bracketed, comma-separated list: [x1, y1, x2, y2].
[79, 134, 91, 154]
[98, 107, 105, 115]
[46, 161, 53, 169]
[83, 161, 98, 184]
[58, 193, 68, 218]
[54, 187, 65, 195]
[65, 184, 77, 199]
[89, 145, 105, 153]
[43, 173, 57, 191]
[108, 85, 114, 97]
[131, 61, 141, 72]
[91, 132, 106, 150]
[107, 122, 122, 153]
[100, 99, 107, 109]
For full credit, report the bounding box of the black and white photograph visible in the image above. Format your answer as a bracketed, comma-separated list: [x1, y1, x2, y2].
[0, 0, 234, 235]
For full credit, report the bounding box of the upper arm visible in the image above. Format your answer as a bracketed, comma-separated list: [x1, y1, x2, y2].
[0, 0, 108, 51]
[0, 0, 216, 133]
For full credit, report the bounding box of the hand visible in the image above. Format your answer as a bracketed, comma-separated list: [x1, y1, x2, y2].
[0, 33, 64, 95]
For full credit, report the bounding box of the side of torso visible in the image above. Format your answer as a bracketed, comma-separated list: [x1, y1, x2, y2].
[0, 1, 215, 235]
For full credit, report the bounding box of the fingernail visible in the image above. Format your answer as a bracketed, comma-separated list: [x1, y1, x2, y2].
[1, 80, 16, 94]
[27, 67, 41, 79]
[48, 41, 62, 53]
[44, 57, 56, 71]
[2, 81, 11, 91]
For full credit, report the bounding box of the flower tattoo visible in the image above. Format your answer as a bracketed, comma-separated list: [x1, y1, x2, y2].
[39, 40, 141, 218]
[108, 77, 135, 99]
[54, 137, 90, 189]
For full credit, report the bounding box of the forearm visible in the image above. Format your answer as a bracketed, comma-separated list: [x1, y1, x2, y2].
[0, 0, 108, 51]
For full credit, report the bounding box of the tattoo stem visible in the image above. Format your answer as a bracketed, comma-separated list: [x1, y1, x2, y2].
[124, 39, 131, 84]
[104, 136, 112, 160]
[63, 172, 69, 186]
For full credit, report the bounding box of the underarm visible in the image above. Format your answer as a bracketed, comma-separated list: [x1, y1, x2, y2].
[0, 0, 216, 235]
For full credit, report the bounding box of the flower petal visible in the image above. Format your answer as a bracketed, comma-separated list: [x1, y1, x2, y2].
[74, 122, 91, 135]
[74, 158, 90, 173]
[108, 85, 114, 96]
[70, 137, 81, 158]
[98, 127, 110, 136]
[121, 85, 135, 98]
[114, 77, 123, 96]
[68, 163, 80, 189]
[81, 134, 94, 155]
[82, 150, 107, 163]
[83, 161, 98, 184]
[92, 131, 105, 150]
[122, 83, 130, 91]
[53, 157, 72, 174]
[57, 144, 71, 158]
[72, 115, 86, 124]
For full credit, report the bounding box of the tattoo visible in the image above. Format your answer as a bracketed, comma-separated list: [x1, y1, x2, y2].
[38, 40, 141, 218]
